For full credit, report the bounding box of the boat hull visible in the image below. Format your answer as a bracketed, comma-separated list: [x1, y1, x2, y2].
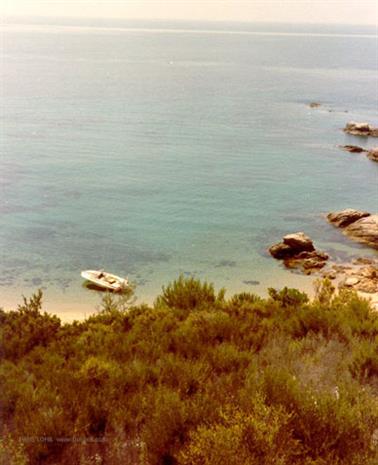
[81, 270, 128, 291]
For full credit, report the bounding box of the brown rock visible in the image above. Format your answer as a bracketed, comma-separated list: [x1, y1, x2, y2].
[343, 121, 378, 137]
[344, 214, 378, 249]
[269, 242, 294, 259]
[360, 266, 378, 279]
[269, 232, 328, 274]
[327, 209, 370, 228]
[344, 277, 361, 287]
[355, 278, 378, 294]
[283, 232, 315, 252]
[309, 102, 321, 108]
[367, 147, 378, 162]
[339, 145, 366, 153]
[302, 259, 327, 270]
[295, 250, 329, 260]
[284, 250, 329, 272]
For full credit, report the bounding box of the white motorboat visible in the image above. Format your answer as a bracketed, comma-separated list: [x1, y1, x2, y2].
[81, 269, 128, 291]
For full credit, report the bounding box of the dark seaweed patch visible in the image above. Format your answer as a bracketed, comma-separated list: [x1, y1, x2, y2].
[243, 280, 260, 285]
[215, 260, 237, 268]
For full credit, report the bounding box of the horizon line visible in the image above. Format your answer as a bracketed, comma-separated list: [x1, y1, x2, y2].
[2, 22, 377, 40]
[3, 15, 378, 28]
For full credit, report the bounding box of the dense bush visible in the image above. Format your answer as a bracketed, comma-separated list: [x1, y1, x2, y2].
[0, 277, 377, 464]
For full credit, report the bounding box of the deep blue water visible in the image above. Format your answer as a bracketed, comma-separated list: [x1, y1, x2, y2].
[1, 19, 377, 317]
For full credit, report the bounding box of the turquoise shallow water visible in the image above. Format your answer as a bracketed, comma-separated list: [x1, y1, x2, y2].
[1, 20, 378, 318]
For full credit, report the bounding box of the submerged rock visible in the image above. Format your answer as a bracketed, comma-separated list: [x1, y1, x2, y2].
[327, 209, 370, 228]
[243, 280, 260, 285]
[343, 121, 378, 137]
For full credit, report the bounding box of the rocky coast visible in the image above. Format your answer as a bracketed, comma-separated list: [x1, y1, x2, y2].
[343, 121, 378, 137]
[339, 145, 378, 162]
[269, 210, 378, 309]
[327, 209, 378, 249]
[269, 232, 329, 274]
[338, 121, 378, 162]
[268, 114, 378, 309]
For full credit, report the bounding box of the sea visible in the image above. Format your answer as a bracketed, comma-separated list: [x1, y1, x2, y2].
[1, 18, 377, 320]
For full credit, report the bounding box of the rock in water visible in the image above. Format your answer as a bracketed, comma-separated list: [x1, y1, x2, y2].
[344, 215, 378, 249]
[269, 232, 328, 274]
[367, 147, 378, 162]
[327, 209, 371, 228]
[283, 232, 315, 252]
[284, 251, 329, 272]
[268, 242, 294, 259]
[339, 145, 366, 153]
[343, 121, 378, 137]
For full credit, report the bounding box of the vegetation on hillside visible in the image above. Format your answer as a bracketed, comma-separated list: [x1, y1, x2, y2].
[0, 276, 377, 464]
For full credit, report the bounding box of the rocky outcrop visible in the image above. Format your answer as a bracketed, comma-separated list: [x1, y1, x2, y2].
[269, 243, 294, 259]
[343, 121, 378, 137]
[367, 147, 378, 162]
[327, 209, 370, 228]
[284, 250, 329, 273]
[282, 232, 315, 252]
[344, 215, 378, 249]
[319, 258, 378, 310]
[327, 210, 378, 249]
[339, 145, 366, 153]
[269, 232, 328, 273]
[338, 263, 378, 295]
[269, 232, 314, 259]
[338, 144, 378, 162]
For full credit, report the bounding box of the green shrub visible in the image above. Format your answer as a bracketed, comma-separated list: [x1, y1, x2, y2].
[0, 430, 28, 465]
[1, 278, 378, 464]
[155, 275, 225, 311]
[178, 398, 299, 465]
[0, 291, 60, 361]
[268, 286, 309, 308]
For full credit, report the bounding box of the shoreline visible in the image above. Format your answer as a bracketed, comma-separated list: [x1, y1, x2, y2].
[1, 270, 319, 322]
[5, 267, 378, 322]
[2, 273, 377, 323]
